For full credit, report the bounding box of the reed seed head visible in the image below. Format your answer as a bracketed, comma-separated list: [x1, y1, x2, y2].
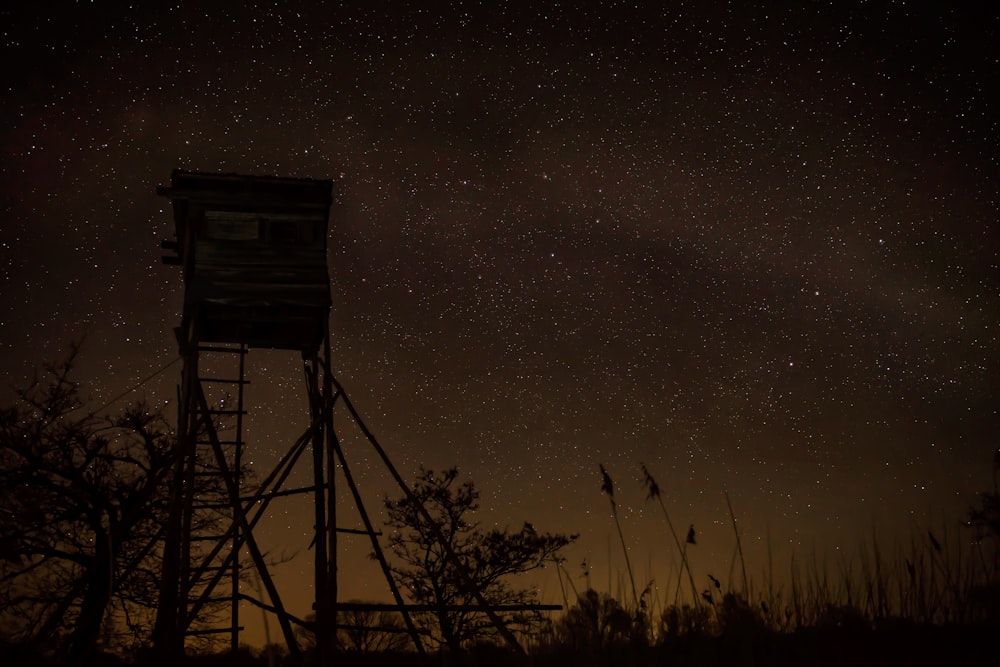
[599, 464, 615, 499]
[640, 462, 661, 501]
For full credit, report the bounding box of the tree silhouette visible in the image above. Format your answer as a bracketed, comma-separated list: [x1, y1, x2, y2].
[0, 347, 175, 665]
[337, 604, 410, 654]
[295, 606, 409, 657]
[383, 467, 574, 652]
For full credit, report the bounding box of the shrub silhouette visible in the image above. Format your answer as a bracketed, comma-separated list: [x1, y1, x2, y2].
[717, 593, 766, 637]
[383, 467, 574, 651]
[556, 589, 633, 652]
[659, 603, 713, 640]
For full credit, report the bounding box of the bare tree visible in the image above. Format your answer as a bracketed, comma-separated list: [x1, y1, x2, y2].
[337, 603, 410, 654]
[383, 467, 575, 652]
[294, 606, 408, 658]
[0, 347, 175, 664]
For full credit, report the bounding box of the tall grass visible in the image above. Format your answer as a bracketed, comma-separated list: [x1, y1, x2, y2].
[640, 464, 701, 611]
[598, 465, 639, 610]
[724, 490, 748, 597]
[583, 470, 1000, 645]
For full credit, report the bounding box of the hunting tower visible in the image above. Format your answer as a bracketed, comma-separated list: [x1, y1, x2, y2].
[153, 170, 341, 663]
[152, 170, 542, 665]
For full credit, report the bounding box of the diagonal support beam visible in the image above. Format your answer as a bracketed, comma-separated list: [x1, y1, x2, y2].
[326, 405, 427, 656]
[324, 365, 527, 656]
[183, 419, 318, 627]
[194, 384, 301, 661]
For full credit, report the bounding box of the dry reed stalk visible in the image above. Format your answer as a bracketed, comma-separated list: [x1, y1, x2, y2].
[640, 463, 700, 610]
[599, 464, 639, 609]
[725, 490, 749, 596]
[673, 525, 701, 610]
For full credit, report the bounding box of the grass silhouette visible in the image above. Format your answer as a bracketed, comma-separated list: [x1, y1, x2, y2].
[8, 464, 996, 667]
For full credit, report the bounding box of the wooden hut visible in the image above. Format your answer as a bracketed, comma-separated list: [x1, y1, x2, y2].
[159, 170, 334, 353]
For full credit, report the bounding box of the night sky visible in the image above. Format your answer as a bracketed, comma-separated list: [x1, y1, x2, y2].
[2, 2, 998, 646]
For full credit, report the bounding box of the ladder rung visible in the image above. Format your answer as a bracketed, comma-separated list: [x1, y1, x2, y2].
[197, 345, 247, 354]
[200, 377, 251, 385]
[336, 526, 382, 536]
[252, 484, 322, 501]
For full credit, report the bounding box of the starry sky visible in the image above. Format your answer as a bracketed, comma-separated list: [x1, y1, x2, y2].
[2, 1, 998, 645]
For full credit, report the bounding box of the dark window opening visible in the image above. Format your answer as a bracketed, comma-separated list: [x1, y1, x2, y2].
[269, 221, 299, 242]
[203, 211, 260, 240]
